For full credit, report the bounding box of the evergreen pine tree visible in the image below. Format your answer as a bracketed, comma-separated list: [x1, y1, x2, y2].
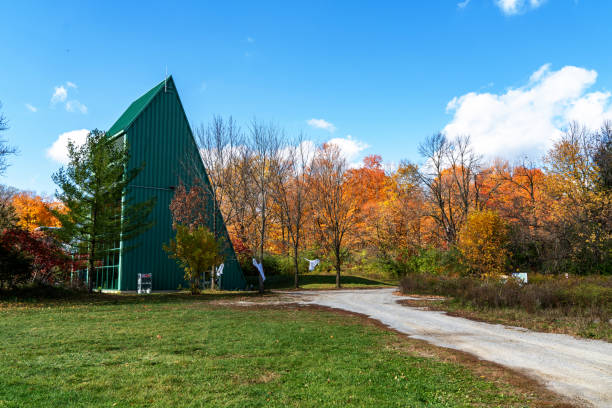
[52, 130, 155, 292]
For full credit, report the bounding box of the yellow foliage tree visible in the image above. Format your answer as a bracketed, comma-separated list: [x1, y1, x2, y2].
[163, 224, 224, 294]
[458, 209, 509, 277]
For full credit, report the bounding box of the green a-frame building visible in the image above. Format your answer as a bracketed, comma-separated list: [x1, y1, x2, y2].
[92, 76, 246, 291]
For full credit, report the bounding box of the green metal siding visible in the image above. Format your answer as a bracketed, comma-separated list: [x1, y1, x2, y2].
[113, 77, 245, 291]
[107, 80, 165, 137]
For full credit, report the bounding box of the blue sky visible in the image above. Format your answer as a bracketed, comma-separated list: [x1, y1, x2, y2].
[2, 0, 612, 195]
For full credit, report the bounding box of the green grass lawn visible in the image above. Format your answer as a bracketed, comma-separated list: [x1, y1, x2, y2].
[247, 273, 397, 290]
[0, 293, 537, 407]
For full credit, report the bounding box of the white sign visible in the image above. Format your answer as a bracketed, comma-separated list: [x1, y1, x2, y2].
[512, 272, 528, 284]
[252, 258, 265, 281]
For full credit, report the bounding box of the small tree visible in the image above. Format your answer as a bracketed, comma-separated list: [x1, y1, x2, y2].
[169, 181, 227, 290]
[163, 224, 223, 294]
[52, 130, 155, 292]
[458, 209, 509, 277]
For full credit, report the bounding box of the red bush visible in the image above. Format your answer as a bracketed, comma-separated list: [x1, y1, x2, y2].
[0, 229, 73, 285]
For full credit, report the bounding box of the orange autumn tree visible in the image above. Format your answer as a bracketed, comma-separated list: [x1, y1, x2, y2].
[483, 161, 553, 269]
[380, 162, 428, 255]
[345, 155, 389, 250]
[309, 143, 359, 287]
[12, 192, 62, 232]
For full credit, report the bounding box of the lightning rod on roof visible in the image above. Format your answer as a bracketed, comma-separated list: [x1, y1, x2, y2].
[164, 65, 168, 93]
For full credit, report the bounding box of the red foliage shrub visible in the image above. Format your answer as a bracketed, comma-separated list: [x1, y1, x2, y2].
[0, 228, 73, 285]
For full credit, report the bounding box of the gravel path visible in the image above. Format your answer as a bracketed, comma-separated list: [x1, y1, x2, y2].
[287, 288, 612, 407]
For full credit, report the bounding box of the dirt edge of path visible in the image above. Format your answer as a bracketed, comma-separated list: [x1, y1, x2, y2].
[219, 300, 582, 408]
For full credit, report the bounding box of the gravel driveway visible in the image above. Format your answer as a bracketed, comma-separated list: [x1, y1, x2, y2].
[287, 288, 612, 407]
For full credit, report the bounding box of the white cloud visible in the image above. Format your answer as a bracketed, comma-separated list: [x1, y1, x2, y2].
[443, 64, 612, 158]
[46, 129, 89, 164]
[65, 100, 88, 114]
[307, 118, 336, 133]
[457, 0, 471, 9]
[51, 82, 87, 113]
[25, 103, 37, 112]
[495, 0, 546, 15]
[51, 86, 67, 104]
[327, 134, 369, 162]
[565, 91, 612, 130]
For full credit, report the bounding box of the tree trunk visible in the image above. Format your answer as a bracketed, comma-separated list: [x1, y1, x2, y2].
[210, 265, 216, 290]
[87, 244, 95, 294]
[293, 245, 299, 288]
[258, 207, 265, 294]
[191, 274, 198, 295]
[88, 205, 98, 294]
[335, 246, 341, 289]
[258, 239, 264, 294]
[258, 240, 265, 294]
[212, 199, 217, 291]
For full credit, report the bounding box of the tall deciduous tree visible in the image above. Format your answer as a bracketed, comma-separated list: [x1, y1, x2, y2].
[270, 134, 312, 288]
[248, 121, 284, 293]
[195, 116, 243, 228]
[418, 133, 482, 246]
[594, 121, 612, 190]
[544, 123, 612, 274]
[309, 144, 358, 288]
[52, 130, 155, 292]
[193, 116, 244, 289]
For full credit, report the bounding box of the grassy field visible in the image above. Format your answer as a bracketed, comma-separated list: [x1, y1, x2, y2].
[247, 273, 397, 290]
[0, 292, 560, 407]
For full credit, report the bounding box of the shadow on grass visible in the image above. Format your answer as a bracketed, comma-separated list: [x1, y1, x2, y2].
[1, 274, 395, 307]
[0, 284, 265, 307]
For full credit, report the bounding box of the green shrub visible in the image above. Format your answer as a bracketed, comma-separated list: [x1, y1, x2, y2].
[392, 247, 467, 276]
[239, 253, 309, 278]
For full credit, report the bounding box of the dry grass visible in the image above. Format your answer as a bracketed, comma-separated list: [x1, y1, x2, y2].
[399, 274, 612, 341]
